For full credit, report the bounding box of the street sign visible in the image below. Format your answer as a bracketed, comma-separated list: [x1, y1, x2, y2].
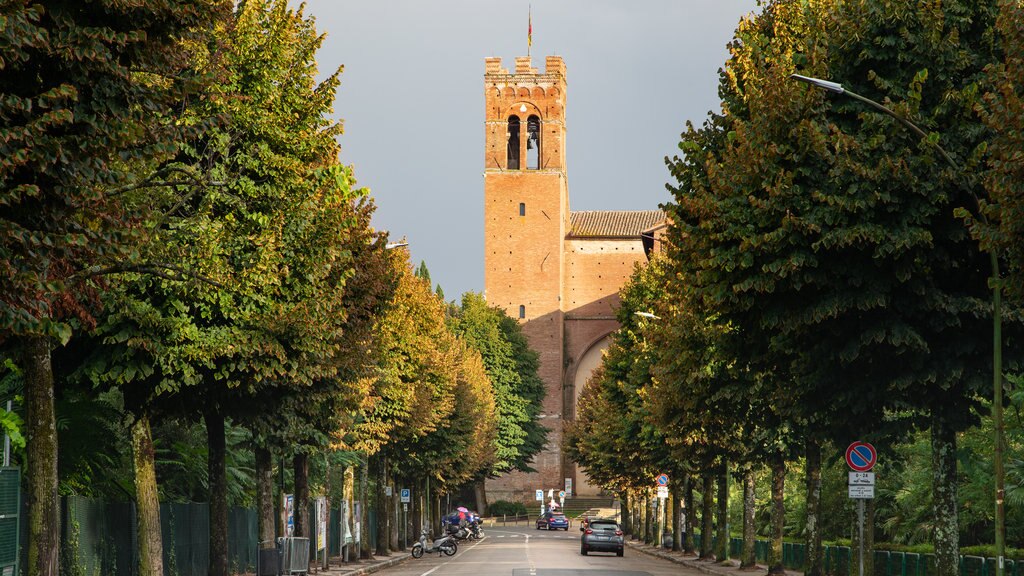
[657, 486, 669, 499]
[849, 472, 875, 486]
[558, 490, 565, 499]
[400, 488, 411, 503]
[848, 485, 875, 499]
[535, 489, 544, 501]
[656, 473, 669, 486]
[845, 441, 877, 472]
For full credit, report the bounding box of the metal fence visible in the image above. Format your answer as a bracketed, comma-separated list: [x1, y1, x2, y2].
[693, 531, 1022, 576]
[63, 496, 258, 576]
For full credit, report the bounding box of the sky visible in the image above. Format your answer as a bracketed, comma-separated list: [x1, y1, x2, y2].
[300, 1, 762, 299]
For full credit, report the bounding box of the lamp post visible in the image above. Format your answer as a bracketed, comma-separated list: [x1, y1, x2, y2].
[634, 311, 661, 320]
[790, 73, 1006, 576]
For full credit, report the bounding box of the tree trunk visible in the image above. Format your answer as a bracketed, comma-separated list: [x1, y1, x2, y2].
[742, 465, 756, 569]
[620, 492, 631, 538]
[255, 446, 276, 547]
[412, 479, 423, 543]
[716, 466, 729, 561]
[701, 475, 715, 560]
[294, 453, 310, 538]
[866, 495, 876, 576]
[768, 456, 786, 575]
[24, 336, 59, 576]
[205, 410, 228, 576]
[132, 415, 163, 576]
[932, 418, 959, 576]
[374, 453, 390, 556]
[390, 482, 400, 551]
[474, 480, 487, 515]
[360, 454, 371, 559]
[643, 492, 652, 544]
[684, 475, 696, 554]
[671, 483, 681, 551]
[805, 439, 823, 576]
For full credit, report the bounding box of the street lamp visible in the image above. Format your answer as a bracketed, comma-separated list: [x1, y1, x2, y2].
[634, 311, 661, 320]
[790, 73, 1007, 576]
[385, 242, 408, 250]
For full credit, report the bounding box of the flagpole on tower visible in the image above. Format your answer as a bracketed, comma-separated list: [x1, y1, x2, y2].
[528, 5, 532, 59]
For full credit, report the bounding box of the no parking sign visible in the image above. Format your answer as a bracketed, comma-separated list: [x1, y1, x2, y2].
[845, 441, 877, 472]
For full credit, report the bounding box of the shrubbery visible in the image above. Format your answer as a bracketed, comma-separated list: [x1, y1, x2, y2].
[487, 500, 527, 516]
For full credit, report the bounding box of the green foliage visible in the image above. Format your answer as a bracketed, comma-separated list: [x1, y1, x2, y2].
[59, 518, 85, 576]
[448, 292, 546, 475]
[487, 500, 527, 516]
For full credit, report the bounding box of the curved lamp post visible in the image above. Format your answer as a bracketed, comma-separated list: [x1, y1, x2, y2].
[790, 73, 1006, 576]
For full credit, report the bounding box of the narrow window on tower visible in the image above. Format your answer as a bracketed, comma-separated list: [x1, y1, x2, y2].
[527, 115, 540, 169]
[519, 202, 526, 217]
[507, 116, 521, 169]
[519, 305, 526, 319]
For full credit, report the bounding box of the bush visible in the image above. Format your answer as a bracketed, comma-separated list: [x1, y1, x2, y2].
[488, 500, 527, 516]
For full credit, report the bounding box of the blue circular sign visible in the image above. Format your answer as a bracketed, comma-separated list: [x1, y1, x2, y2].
[656, 473, 669, 486]
[845, 442, 877, 472]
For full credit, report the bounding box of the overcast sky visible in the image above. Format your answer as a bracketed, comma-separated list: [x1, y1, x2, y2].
[300, 1, 761, 299]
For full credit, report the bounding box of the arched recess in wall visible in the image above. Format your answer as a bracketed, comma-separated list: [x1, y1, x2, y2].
[571, 333, 612, 410]
[526, 115, 540, 169]
[507, 115, 520, 169]
[569, 332, 612, 497]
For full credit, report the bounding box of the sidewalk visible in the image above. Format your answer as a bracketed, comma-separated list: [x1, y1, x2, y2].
[239, 551, 413, 576]
[626, 539, 804, 576]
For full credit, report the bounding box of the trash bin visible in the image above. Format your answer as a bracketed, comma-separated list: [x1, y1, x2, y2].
[257, 542, 281, 576]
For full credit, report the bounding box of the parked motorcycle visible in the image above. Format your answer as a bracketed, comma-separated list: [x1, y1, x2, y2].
[449, 523, 472, 541]
[411, 529, 457, 558]
[468, 522, 484, 540]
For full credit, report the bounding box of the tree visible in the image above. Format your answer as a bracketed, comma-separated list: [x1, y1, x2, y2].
[448, 292, 546, 508]
[663, 4, 1024, 576]
[0, 2, 226, 574]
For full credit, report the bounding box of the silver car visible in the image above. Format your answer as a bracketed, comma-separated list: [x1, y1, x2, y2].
[580, 518, 624, 556]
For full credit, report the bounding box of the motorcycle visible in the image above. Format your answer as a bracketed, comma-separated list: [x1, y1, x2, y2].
[411, 529, 457, 558]
[468, 522, 484, 540]
[444, 519, 472, 541]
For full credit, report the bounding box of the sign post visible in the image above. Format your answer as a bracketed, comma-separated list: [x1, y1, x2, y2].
[846, 442, 877, 576]
[536, 489, 544, 515]
[656, 474, 669, 547]
[401, 489, 411, 547]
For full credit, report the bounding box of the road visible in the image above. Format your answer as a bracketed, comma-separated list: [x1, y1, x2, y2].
[380, 526, 706, 576]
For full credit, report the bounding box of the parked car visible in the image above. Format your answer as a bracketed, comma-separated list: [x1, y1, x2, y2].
[580, 518, 624, 556]
[535, 511, 570, 530]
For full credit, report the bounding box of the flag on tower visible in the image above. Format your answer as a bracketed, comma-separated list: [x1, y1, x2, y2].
[528, 6, 532, 51]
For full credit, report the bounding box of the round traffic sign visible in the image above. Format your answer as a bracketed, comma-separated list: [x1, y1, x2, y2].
[558, 490, 565, 498]
[845, 442, 877, 472]
[656, 473, 669, 486]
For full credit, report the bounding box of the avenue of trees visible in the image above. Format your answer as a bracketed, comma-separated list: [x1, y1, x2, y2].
[0, 2, 545, 576]
[568, 2, 1024, 576]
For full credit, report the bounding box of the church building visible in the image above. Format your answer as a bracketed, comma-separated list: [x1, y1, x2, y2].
[481, 54, 666, 503]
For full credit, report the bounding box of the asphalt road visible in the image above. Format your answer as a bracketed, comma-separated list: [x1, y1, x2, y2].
[379, 526, 707, 576]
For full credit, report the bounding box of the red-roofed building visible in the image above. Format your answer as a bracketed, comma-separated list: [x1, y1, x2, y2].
[483, 55, 667, 504]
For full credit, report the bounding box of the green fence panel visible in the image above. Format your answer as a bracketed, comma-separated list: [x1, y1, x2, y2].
[756, 539, 768, 563]
[0, 468, 18, 576]
[874, 550, 891, 576]
[906, 553, 925, 576]
[227, 507, 257, 574]
[65, 495, 137, 576]
[330, 508, 341, 557]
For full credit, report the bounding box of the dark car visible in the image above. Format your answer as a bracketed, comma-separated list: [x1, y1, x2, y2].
[535, 511, 570, 530]
[580, 519, 624, 556]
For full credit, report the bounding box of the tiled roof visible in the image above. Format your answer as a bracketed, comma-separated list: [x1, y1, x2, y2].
[569, 210, 666, 238]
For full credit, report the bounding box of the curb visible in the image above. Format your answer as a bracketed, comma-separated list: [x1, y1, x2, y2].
[330, 553, 412, 576]
[625, 541, 746, 576]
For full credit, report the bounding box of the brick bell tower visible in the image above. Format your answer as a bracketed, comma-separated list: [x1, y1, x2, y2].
[483, 55, 569, 502]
